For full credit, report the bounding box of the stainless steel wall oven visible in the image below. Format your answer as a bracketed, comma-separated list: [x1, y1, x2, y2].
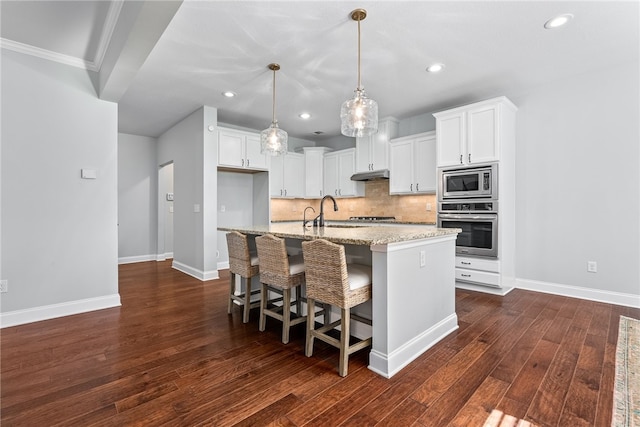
[437, 163, 500, 258]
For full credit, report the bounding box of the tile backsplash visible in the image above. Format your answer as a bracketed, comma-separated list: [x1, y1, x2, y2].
[271, 180, 437, 223]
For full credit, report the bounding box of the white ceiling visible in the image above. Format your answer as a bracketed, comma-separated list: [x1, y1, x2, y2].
[1, 1, 639, 140]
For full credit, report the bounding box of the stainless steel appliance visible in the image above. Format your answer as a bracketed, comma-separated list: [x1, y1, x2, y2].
[438, 206, 498, 258]
[439, 163, 497, 199]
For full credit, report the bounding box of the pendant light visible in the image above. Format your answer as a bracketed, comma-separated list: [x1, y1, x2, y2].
[340, 8, 378, 138]
[261, 63, 288, 155]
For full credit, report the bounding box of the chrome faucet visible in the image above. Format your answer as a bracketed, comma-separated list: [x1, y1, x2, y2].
[303, 206, 315, 228]
[314, 195, 338, 227]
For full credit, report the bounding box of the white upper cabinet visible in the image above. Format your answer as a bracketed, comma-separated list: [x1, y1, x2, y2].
[355, 117, 399, 172]
[218, 127, 269, 170]
[389, 131, 436, 195]
[433, 97, 517, 167]
[323, 148, 364, 198]
[303, 147, 332, 199]
[270, 152, 304, 198]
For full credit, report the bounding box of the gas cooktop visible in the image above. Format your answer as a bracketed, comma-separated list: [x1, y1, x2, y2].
[349, 216, 396, 221]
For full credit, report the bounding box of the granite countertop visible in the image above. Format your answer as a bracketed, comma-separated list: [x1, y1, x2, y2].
[270, 219, 437, 226]
[218, 222, 459, 246]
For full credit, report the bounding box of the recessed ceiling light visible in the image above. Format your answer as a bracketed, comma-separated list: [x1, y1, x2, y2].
[426, 63, 445, 73]
[544, 14, 573, 29]
[222, 91, 236, 98]
[299, 112, 311, 119]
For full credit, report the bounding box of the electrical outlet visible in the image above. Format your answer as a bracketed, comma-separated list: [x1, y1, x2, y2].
[419, 251, 426, 267]
[220, 205, 226, 212]
[426, 202, 432, 211]
[587, 261, 597, 273]
[0, 280, 8, 293]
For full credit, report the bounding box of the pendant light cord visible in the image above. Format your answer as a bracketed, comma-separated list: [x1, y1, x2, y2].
[272, 68, 277, 123]
[357, 15, 362, 91]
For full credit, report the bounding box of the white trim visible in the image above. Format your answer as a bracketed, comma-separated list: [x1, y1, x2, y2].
[368, 313, 458, 378]
[516, 278, 640, 308]
[171, 261, 219, 282]
[0, 38, 97, 71]
[0, 294, 121, 328]
[456, 281, 514, 296]
[93, 0, 124, 71]
[217, 261, 230, 270]
[118, 254, 157, 264]
[370, 234, 458, 253]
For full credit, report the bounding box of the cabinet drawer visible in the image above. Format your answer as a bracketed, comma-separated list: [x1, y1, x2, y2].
[456, 256, 500, 273]
[456, 268, 500, 287]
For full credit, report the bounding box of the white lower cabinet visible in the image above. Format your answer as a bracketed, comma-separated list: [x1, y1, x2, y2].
[455, 256, 501, 287]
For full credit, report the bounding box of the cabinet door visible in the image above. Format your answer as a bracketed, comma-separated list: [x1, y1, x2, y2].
[245, 135, 269, 170]
[283, 153, 304, 198]
[269, 155, 284, 197]
[323, 153, 339, 197]
[304, 150, 324, 198]
[414, 135, 437, 193]
[467, 104, 499, 164]
[218, 130, 245, 167]
[389, 140, 414, 194]
[436, 112, 465, 167]
[370, 120, 391, 170]
[355, 136, 373, 172]
[337, 150, 361, 197]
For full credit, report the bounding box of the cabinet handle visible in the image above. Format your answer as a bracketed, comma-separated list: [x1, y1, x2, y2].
[242, 159, 245, 167]
[410, 183, 413, 192]
[461, 261, 471, 265]
[335, 189, 338, 196]
[320, 190, 322, 197]
[459, 154, 463, 164]
[370, 163, 373, 170]
[280, 189, 283, 196]
[416, 183, 419, 191]
[284, 189, 287, 196]
[247, 158, 250, 167]
[339, 189, 342, 196]
[461, 274, 472, 278]
[468, 153, 471, 163]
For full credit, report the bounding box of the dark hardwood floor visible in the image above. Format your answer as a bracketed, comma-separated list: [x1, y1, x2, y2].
[2, 261, 638, 426]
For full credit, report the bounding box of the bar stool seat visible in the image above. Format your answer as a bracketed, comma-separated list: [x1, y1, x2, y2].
[302, 238, 372, 377]
[255, 234, 307, 344]
[225, 231, 261, 323]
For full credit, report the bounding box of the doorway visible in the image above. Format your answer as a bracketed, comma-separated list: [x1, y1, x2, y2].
[158, 162, 174, 260]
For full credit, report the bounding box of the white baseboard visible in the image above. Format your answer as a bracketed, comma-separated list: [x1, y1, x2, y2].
[368, 313, 459, 378]
[118, 254, 157, 264]
[217, 261, 229, 270]
[0, 294, 121, 328]
[171, 260, 219, 281]
[516, 278, 640, 308]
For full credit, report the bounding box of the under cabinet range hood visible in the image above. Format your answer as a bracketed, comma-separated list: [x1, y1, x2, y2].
[350, 169, 389, 181]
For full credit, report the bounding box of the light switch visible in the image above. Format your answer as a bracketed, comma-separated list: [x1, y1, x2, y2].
[194, 204, 200, 213]
[169, 206, 174, 213]
[81, 169, 97, 179]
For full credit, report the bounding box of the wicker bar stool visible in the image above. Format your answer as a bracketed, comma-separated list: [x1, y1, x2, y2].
[255, 234, 306, 344]
[225, 231, 261, 323]
[301, 238, 372, 377]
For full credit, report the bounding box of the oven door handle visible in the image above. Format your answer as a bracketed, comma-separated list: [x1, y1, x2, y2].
[438, 214, 497, 221]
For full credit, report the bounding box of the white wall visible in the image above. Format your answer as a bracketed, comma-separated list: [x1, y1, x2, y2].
[157, 106, 219, 280]
[1, 50, 120, 326]
[511, 60, 639, 302]
[118, 133, 158, 263]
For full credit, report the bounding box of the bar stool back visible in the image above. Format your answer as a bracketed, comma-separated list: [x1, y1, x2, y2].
[255, 234, 306, 344]
[225, 231, 260, 323]
[302, 238, 372, 377]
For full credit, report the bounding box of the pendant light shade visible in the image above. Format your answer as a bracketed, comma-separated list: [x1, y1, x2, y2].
[341, 9, 378, 138]
[261, 63, 288, 155]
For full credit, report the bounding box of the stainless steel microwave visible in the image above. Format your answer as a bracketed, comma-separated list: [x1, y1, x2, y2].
[438, 163, 498, 199]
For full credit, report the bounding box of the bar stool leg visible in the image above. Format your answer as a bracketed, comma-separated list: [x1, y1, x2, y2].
[306, 298, 316, 357]
[259, 282, 268, 332]
[228, 273, 235, 314]
[339, 307, 350, 377]
[243, 277, 252, 323]
[282, 288, 291, 344]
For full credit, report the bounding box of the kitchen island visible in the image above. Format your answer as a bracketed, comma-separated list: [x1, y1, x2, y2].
[218, 222, 460, 378]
